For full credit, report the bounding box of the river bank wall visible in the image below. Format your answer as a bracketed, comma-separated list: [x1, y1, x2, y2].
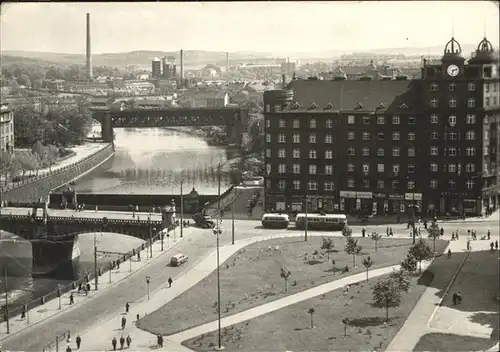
[2, 144, 115, 204]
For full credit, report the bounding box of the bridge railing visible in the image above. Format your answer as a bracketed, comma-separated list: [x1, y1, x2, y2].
[0, 144, 113, 198]
[0, 225, 171, 325]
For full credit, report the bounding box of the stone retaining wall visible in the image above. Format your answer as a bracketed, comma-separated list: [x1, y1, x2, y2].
[1, 144, 114, 204]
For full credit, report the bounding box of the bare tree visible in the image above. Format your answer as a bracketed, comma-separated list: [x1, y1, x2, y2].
[307, 307, 315, 329]
[369, 231, 383, 253]
[345, 236, 363, 267]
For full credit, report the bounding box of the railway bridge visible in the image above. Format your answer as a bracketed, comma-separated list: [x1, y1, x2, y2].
[91, 107, 248, 146]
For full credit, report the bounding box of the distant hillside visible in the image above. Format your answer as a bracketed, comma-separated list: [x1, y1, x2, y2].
[1, 50, 270, 68]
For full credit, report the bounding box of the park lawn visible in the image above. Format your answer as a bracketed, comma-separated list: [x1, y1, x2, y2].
[414, 333, 497, 352]
[137, 236, 448, 336]
[181, 249, 455, 352]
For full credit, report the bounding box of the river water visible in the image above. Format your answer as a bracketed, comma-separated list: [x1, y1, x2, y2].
[1, 128, 235, 312]
[75, 127, 233, 194]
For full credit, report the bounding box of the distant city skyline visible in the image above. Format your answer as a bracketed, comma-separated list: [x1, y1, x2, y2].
[1, 1, 498, 55]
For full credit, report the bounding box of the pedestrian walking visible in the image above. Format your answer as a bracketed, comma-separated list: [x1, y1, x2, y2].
[86, 283, 91, 293]
[76, 335, 81, 349]
[487, 230, 491, 240]
[126, 335, 132, 349]
[121, 316, 127, 330]
[157, 334, 164, 348]
[361, 228, 366, 237]
[70, 293, 74, 305]
[495, 241, 498, 250]
[21, 305, 26, 320]
[456, 291, 462, 304]
[389, 227, 393, 237]
[386, 226, 389, 236]
[490, 242, 495, 251]
[452, 292, 458, 305]
[440, 227, 444, 237]
[112, 337, 117, 351]
[168, 276, 173, 288]
[467, 240, 471, 251]
[125, 302, 130, 313]
[447, 249, 452, 259]
[120, 335, 125, 350]
[66, 345, 72, 352]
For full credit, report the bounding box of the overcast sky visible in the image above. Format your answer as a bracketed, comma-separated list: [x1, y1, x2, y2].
[1, 1, 498, 54]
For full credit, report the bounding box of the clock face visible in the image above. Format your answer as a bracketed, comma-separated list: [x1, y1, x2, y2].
[447, 64, 460, 77]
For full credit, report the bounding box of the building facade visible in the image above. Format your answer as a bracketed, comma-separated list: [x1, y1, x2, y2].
[0, 103, 14, 154]
[152, 57, 162, 79]
[263, 37, 500, 217]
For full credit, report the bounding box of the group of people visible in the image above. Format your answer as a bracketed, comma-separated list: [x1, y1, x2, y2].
[111, 335, 132, 350]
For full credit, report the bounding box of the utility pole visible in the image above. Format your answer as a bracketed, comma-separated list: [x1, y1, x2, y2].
[94, 233, 98, 291]
[180, 180, 184, 238]
[148, 217, 153, 259]
[231, 200, 235, 245]
[4, 267, 10, 334]
[215, 162, 223, 350]
[304, 194, 308, 242]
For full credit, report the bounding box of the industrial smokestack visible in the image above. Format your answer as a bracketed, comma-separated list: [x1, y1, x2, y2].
[86, 13, 92, 80]
[180, 49, 184, 85]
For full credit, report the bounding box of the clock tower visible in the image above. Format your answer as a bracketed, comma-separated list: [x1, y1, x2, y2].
[441, 37, 466, 80]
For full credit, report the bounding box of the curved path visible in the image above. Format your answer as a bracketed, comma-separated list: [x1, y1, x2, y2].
[76, 230, 435, 352]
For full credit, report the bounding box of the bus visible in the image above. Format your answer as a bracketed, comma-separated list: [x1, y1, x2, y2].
[295, 213, 347, 231]
[261, 213, 290, 229]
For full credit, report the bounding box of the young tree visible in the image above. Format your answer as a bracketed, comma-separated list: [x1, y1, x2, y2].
[372, 276, 404, 322]
[389, 269, 411, 293]
[321, 237, 334, 260]
[369, 231, 383, 253]
[331, 259, 336, 275]
[408, 239, 433, 273]
[280, 267, 292, 293]
[345, 236, 363, 267]
[362, 256, 374, 281]
[342, 225, 352, 238]
[307, 307, 315, 329]
[427, 220, 440, 255]
[400, 253, 418, 274]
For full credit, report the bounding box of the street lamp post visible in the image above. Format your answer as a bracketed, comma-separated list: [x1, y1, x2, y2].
[4, 267, 10, 334]
[231, 201, 235, 245]
[304, 194, 309, 242]
[160, 230, 164, 251]
[213, 162, 224, 350]
[146, 276, 150, 300]
[180, 180, 184, 238]
[94, 232, 98, 291]
[148, 217, 153, 259]
[57, 285, 62, 310]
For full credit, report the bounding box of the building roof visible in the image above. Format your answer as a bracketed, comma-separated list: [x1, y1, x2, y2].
[285, 79, 418, 113]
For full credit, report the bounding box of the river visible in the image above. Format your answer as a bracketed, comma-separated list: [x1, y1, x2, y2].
[0, 128, 236, 313]
[75, 127, 234, 194]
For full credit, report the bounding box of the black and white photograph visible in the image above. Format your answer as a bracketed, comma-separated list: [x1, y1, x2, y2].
[0, 2, 498, 352]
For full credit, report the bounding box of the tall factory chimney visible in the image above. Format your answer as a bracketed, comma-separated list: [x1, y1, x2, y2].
[180, 49, 184, 85]
[86, 13, 92, 80]
[226, 52, 230, 72]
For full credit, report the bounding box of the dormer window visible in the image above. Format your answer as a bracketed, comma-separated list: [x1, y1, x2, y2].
[376, 103, 385, 109]
[308, 102, 318, 110]
[399, 103, 408, 109]
[356, 102, 364, 109]
[324, 102, 334, 110]
[430, 83, 439, 91]
[291, 102, 301, 110]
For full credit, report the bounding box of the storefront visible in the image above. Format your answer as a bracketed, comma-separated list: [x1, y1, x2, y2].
[405, 193, 422, 216]
[339, 191, 373, 214]
[372, 193, 388, 215]
[388, 193, 405, 214]
[463, 199, 479, 214]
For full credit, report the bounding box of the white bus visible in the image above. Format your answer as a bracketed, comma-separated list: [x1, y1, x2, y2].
[261, 213, 290, 229]
[295, 213, 347, 231]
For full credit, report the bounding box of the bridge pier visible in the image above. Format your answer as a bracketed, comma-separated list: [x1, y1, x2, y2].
[101, 113, 114, 143]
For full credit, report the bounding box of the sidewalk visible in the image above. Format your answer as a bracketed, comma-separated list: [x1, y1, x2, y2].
[76, 231, 433, 352]
[386, 235, 495, 351]
[0, 226, 185, 341]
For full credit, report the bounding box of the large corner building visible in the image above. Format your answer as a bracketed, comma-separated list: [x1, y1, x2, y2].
[263, 37, 500, 217]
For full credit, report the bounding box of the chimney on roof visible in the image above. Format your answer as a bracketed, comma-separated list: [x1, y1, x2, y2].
[86, 13, 92, 81]
[180, 49, 184, 87]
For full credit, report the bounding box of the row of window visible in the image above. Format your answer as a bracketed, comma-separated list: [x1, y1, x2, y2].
[272, 179, 476, 191]
[430, 146, 476, 156]
[267, 149, 336, 159]
[266, 113, 484, 130]
[265, 115, 419, 129]
[430, 130, 477, 140]
[347, 146, 416, 157]
[348, 131, 417, 141]
[268, 162, 481, 175]
[429, 97, 476, 108]
[430, 82, 498, 93]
